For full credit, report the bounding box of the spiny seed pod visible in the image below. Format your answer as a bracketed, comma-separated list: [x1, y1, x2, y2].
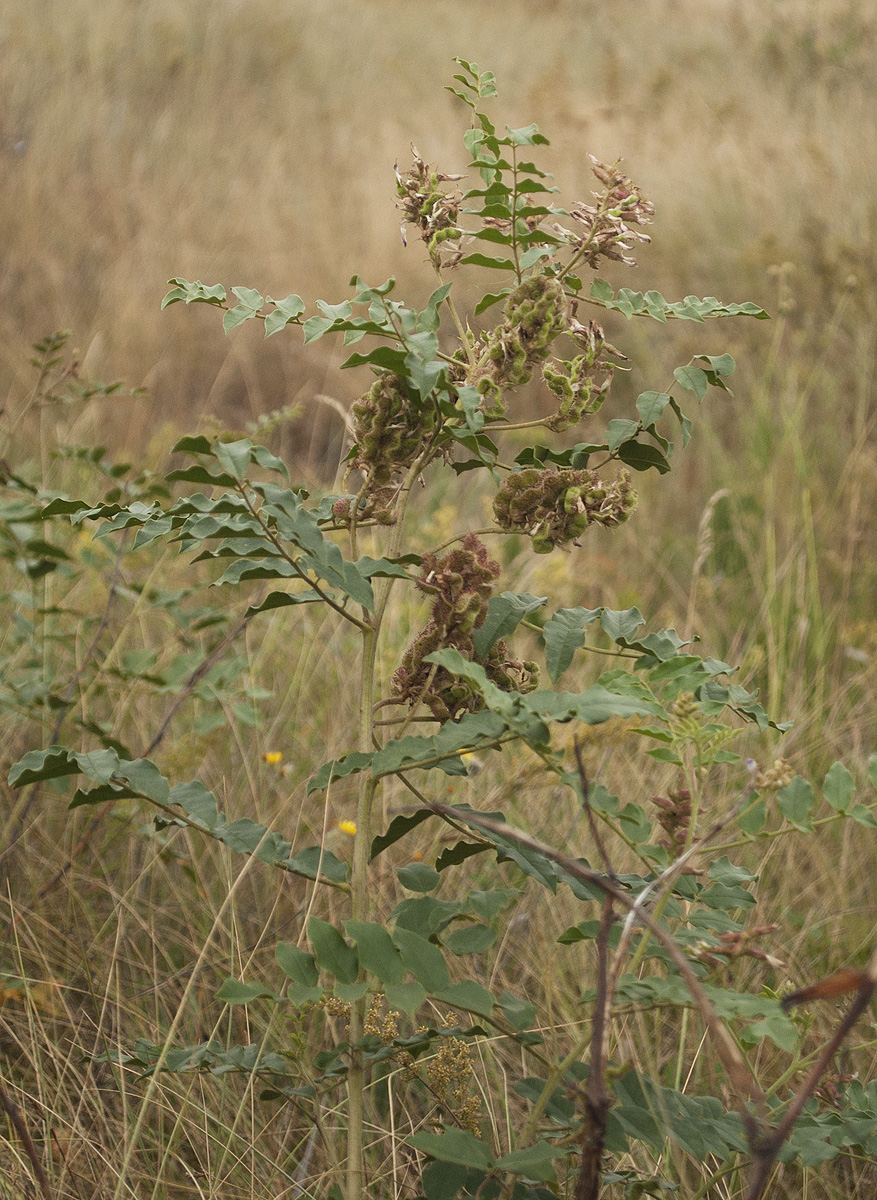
[347, 374, 437, 488]
[487, 275, 569, 385]
[493, 466, 637, 553]
[464, 275, 570, 420]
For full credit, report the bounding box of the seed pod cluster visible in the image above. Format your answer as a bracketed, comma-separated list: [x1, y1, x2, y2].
[493, 466, 637, 553]
[339, 373, 438, 522]
[395, 148, 463, 264]
[393, 533, 537, 719]
[471, 275, 569, 419]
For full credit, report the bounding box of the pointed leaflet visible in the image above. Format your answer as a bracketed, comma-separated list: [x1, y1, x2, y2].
[823, 761, 855, 811]
[472, 591, 547, 658]
[407, 1128, 494, 1170]
[344, 922, 405, 984]
[275, 943, 319, 988]
[392, 927, 450, 993]
[543, 606, 602, 682]
[636, 391, 671, 427]
[308, 919, 358, 985]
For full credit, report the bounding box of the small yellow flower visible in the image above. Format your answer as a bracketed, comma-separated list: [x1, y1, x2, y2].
[337, 819, 357, 836]
[263, 751, 283, 765]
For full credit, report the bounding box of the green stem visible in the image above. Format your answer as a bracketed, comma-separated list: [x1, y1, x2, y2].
[345, 449, 431, 1200]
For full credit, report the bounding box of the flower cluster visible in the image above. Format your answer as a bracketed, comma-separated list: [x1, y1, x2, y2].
[650, 788, 693, 851]
[754, 758, 794, 791]
[392, 533, 537, 719]
[336, 373, 439, 523]
[558, 156, 654, 269]
[395, 148, 463, 264]
[426, 1013, 482, 1136]
[493, 466, 637, 553]
[364, 994, 401, 1044]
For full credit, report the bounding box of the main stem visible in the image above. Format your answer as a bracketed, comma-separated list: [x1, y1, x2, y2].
[344, 454, 426, 1200]
[345, 620, 379, 1200]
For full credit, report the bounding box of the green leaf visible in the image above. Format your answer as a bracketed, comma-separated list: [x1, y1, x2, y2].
[392, 927, 450, 993]
[275, 943, 319, 988]
[344, 922, 405, 984]
[287, 983, 325, 1006]
[407, 1128, 494, 1170]
[474, 289, 511, 316]
[459, 253, 517, 271]
[9, 746, 90, 788]
[307, 751, 375, 794]
[396, 862, 442, 892]
[216, 978, 276, 1005]
[543, 606, 601, 682]
[264, 294, 305, 337]
[433, 980, 495, 1016]
[618, 441, 672, 474]
[697, 352, 735, 376]
[519, 246, 554, 269]
[472, 591, 547, 659]
[161, 278, 226, 309]
[498, 990, 536, 1031]
[443, 924, 496, 955]
[847, 804, 877, 828]
[601, 607, 645, 642]
[823, 761, 855, 811]
[494, 1141, 565, 1181]
[244, 589, 324, 616]
[308, 918, 359, 985]
[606, 419, 640, 452]
[738, 798, 766, 834]
[223, 305, 259, 334]
[332, 981, 369, 1003]
[370, 809, 433, 860]
[421, 1160, 469, 1200]
[674, 365, 709, 401]
[778, 776, 814, 830]
[384, 981, 427, 1017]
[636, 391, 671, 427]
[113, 758, 170, 804]
[164, 464, 239, 488]
[741, 1014, 798, 1053]
[286, 845, 349, 884]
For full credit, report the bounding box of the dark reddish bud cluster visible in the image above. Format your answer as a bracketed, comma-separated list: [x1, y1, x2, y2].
[650, 788, 692, 850]
[692, 926, 784, 971]
[392, 533, 537, 720]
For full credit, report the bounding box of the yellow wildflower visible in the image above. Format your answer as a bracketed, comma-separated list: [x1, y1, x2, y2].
[263, 751, 283, 765]
[337, 819, 357, 836]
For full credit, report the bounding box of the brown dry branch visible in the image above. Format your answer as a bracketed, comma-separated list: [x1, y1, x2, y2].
[0, 1074, 52, 1200]
[425, 801, 877, 1199]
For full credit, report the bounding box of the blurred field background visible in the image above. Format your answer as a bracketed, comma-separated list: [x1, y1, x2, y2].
[1, 1, 876, 1196]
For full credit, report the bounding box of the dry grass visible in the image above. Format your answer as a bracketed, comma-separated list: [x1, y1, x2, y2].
[1, 1, 876, 1197]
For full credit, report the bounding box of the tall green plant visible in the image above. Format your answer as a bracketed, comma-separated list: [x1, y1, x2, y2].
[8, 61, 877, 1200]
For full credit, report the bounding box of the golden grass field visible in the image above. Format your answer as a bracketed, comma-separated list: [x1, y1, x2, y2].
[1, 1, 876, 1197]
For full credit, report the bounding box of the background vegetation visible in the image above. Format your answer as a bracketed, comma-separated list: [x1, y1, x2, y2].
[0, 1, 875, 1197]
